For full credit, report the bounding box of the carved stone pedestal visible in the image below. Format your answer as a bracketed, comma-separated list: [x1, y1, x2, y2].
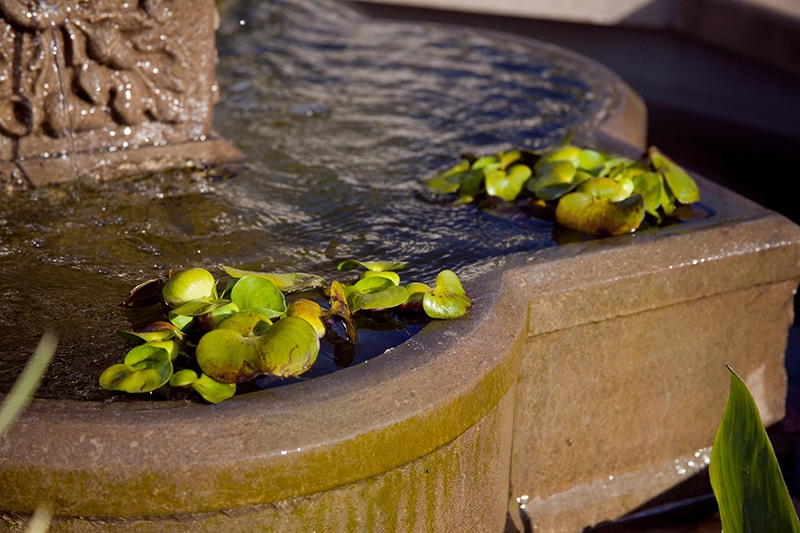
[0, 0, 242, 189]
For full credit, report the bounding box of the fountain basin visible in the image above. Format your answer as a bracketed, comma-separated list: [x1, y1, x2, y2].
[2, 1, 800, 531]
[2, 173, 799, 532]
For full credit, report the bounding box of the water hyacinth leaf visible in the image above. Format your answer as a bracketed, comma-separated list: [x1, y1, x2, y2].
[162, 268, 216, 307]
[423, 159, 471, 194]
[471, 155, 498, 170]
[100, 346, 172, 393]
[361, 270, 401, 285]
[189, 373, 237, 404]
[456, 168, 487, 204]
[530, 181, 579, 202]
[169, 312, 194, 331]
[325, 280, 357, 344]
[530, 160, 577, 192]
[222, 266, 326, 292]
[660, 180, 677, 216]
[499, 150, 522, 170]
[423, 270, 472, 319]
[124, 341, 179, 365]
[632, 171, 664, 216]
[349, 284, 409, 313]
[555, 192, 645, 236]
[169, 368, 198, 388]
[485, 164, 532, 202]
[231, 275, 286, 319]
[649, 147, 701, 204]
[577, 177, 630, 202]
[287, 299, 326, 338]
[257, 317, 320, 378]
[216, 311, 272, 336]
[119, 278, 162, 308]
[195, 328, 261, 383]
[537, 144, 581, 166]
[117, 328, 177, 344]
[337, 260, 408, 272]
[577, 148, 608, 171]
[710, 366, 800, 533]
[170, 298, 230, 317]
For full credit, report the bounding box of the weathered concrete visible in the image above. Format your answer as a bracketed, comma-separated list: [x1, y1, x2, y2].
[0, 0, 242, 188]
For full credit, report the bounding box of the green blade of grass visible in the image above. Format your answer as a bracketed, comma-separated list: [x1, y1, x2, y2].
[0, 332, 58, 436]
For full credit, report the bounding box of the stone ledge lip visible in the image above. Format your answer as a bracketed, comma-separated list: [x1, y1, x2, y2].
[3, 135, 245, 189]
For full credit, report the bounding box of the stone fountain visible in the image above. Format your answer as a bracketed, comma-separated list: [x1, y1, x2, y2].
[0, 0, 242, 189]
[1, 0, 799, 532]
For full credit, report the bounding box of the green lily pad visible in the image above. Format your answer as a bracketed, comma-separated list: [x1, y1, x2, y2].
[423, 270, 472, 319]
[99, 344, 173, 393]
[222, 266, 326, 292]
[555, 192, 645, 236]
[162, 268, 216, 307]
[337, 260, 409, 272]
[230, 275, 286, 319]
[257, 317, 320, 378]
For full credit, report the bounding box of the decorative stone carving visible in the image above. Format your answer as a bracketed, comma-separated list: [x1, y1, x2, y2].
[0, 0, 242, 188]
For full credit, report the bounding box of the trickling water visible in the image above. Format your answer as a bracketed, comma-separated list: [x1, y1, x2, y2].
[0, 0, 624, 400]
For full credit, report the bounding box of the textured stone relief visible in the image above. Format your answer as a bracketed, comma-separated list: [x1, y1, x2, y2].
[0, 0, 186, 144]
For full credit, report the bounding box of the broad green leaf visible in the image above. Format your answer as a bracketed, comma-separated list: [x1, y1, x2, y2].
[537, 145, 581, 166]
[170, 298, 230, 317]
[577, 177, 631, 202]
[190, 373, 237, 404]
[649, 147, 701, 204]
[169, 369, 236, 404]
[632, 171, 663, 216]
[423, 270, 472, 319]
[162, 268, 216, 307]
[257, 317, 320, 378]
[337, 260, 408, 272]
[529, 160, 577, 193]
[423, 159, 471, 194]
[555, 192, 645, 236]
[471, 155, 498, 170]
[100, 346, 172, 393]
[710, 366, 800, 533]
[498, 150, 522, 170]
[170, 368, 198, 387]
[195, 328, 261, 383]
[287, 299, 326, 338]
[577, 148, 608, 171]
[485, 164, 532, 202]
[456, 168, 487, 202]
[216, 311, 272, 336]
[118, 329, 178, 344]
[124, 341, 179, 365]
[231, 275, 286, 318]
[349, 284, 409, 313]
[222, 266, 326, 292]
[361, 270, 401, 285]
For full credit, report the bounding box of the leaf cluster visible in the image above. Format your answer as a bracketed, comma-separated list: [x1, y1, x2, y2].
[100, 261, 471, 403]
[424, 143, 701, 236]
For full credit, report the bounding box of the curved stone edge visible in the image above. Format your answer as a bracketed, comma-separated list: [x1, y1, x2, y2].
[0, 263, 526, 526]
[503, 172, 800, 531]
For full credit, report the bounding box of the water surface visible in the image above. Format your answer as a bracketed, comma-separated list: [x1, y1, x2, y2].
[0, 0, 622, 399]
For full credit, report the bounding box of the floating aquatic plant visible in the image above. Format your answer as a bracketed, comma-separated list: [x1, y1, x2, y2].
[101, 262, 471, 403]
[424, 142, 701, 236]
